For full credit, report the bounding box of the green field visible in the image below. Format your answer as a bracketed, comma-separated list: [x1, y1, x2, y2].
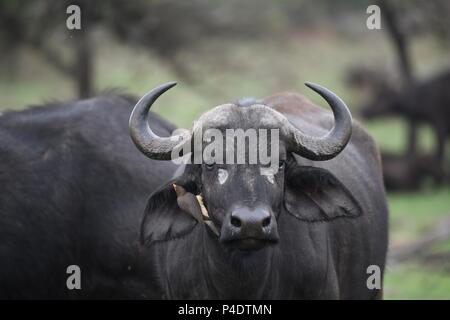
[1, 31, 449, 299]
[386, 188, 450, 299]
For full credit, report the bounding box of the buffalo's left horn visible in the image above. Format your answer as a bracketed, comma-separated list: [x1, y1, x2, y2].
[285, 82, 352, 160]
[129, 82, 190, 160]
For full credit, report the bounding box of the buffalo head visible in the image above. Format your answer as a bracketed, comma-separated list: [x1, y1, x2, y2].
[130, 82, 354, 251]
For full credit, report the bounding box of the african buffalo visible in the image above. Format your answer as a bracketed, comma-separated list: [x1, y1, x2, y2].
[380, 152, 439, 191]
[130, 82, 388, 299]
[350, 68, 450, 183]
[0, 94, 177, 298]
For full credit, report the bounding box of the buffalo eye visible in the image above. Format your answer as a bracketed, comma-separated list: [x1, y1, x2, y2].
[279, 160, 286, 170]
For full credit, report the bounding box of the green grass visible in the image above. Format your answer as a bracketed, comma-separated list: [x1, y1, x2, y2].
[431, 239, 450, 254]
[385, 264, 450, 300]
[385, 187, 450, 299]
[388, 187, 450, 244]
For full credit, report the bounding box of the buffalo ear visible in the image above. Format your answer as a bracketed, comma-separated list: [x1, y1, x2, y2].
[141, 182, 198, 246]
[284, 166, 362, 222]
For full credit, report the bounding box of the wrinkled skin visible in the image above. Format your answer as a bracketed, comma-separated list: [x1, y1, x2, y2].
[140, 92, 388, 299]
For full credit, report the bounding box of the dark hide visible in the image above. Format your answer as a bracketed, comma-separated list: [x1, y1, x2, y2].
[139, 92, 388, 299]
[140, 183, 198, 245]
[0, 94, 177, 298]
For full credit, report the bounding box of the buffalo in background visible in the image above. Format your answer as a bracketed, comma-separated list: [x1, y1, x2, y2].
[347, 67, 450, 190]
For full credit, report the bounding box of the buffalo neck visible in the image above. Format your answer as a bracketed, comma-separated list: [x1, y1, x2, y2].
[200, 227, 278, 299]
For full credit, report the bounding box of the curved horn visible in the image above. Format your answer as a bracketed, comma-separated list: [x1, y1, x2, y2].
[285, 82, 352, 160]
[129, 82, 189, 160]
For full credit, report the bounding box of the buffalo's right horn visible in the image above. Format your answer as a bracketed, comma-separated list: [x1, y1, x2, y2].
[129, 82, 190, 160]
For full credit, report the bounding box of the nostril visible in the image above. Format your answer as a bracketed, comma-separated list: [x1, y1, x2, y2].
[230, 216, 242, 228]
[262, 216, 271, 227]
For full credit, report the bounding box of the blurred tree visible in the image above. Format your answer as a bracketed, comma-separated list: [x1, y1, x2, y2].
[0, 0, 97, 97]
[377, 0, 416, 156]
[377, 0, 414, 85]
[0, 0, 279, 98]
[377, 0, 450, 82]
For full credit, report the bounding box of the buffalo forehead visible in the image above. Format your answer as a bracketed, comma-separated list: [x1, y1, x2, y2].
[197, 104, 285, 131]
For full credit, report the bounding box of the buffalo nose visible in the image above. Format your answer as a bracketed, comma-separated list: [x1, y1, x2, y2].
[230, 207, 272, 233]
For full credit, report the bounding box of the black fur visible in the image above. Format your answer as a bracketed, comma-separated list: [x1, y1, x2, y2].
[139, 102, 388, 299]
[0, 94, 177, 298]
